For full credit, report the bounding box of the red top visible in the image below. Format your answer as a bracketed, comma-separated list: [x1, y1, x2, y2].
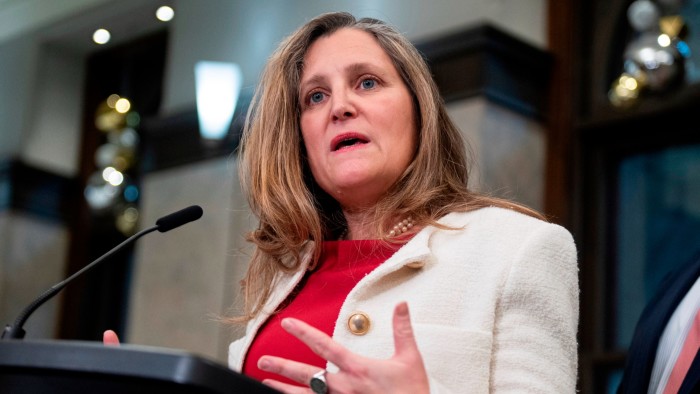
[243, 239, 400, 385]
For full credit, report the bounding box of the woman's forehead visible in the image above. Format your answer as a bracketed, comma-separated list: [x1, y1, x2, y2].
[300, 29, 396, 81]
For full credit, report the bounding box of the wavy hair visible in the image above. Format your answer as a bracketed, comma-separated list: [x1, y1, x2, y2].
[234, 11, 543, 322]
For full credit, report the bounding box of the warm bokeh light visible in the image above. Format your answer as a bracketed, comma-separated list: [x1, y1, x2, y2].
[620, 74, 639, 90]
[156, 6, 174, 22]
[116, 205, 140, 236]
[95, 101, 126, 131]
[102, 167, 124, 186]
[93, 28, 111, 45]
[659, 15, 686, 39]
[112, 155, 129, 172]
[657, 33, 671, 48]
[115, 98, 131, 113]
[107, 94, 120, 108]
[609, 73, 642, 109]
[88, 94, 141, 214]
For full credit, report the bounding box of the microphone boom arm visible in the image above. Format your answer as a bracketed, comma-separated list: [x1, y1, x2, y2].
[2, 225, 159, 340]
[2, 204, 202, 340]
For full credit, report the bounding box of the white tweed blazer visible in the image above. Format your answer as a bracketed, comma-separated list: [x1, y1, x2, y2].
[229, 207, 579, 393]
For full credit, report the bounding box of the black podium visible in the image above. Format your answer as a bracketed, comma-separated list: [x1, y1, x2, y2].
[0, 339, 279, 393]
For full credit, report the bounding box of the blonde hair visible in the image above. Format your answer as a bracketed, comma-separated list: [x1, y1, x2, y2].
[235, 12, 543, 322]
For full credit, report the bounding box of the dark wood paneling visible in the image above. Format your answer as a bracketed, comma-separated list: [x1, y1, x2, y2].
[0, 159, 76, 223]
[138, 96, 248, 174]
[60, 29, 168, 341]
[415, 23, 553, 119]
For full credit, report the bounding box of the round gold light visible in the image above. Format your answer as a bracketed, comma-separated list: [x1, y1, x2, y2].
[115, 98, 131, 113]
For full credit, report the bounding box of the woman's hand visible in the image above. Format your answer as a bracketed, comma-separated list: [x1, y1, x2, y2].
[258, 302, 430, 394]
[103, 330, 121, 346]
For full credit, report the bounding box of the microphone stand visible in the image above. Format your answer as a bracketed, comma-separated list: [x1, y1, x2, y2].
[1, 225, 159, 340]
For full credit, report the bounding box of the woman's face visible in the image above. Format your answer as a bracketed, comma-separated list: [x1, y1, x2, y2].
[299, 28, 418, 210]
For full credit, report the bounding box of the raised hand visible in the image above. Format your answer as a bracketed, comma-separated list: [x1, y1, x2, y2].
[258, 302, 430, 394]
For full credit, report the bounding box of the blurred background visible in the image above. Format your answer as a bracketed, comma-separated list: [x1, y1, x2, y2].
[0, 1, 699, 393]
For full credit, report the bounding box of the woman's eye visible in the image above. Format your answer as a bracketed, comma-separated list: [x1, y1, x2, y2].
[360, 78, 376, 89]
[309, 91, 325, 104]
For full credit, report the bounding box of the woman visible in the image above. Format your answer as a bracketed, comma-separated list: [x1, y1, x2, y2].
[231, 11, 578, 394]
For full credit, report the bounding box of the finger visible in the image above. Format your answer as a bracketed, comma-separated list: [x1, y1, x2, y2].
[103, 330, 120, 346]
[392, 302, 420, 357]
[281, 318, 353, 369]
[258, 355, 322, 384]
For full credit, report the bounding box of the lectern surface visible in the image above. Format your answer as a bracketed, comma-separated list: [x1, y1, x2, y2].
[0, 339, 279, 394]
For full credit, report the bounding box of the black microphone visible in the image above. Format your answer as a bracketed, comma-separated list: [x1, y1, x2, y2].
[156, 205, 203, 232]
[1, 205, 204, 340]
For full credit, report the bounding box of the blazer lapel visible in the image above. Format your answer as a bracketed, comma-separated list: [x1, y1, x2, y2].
[619, 254, 700, 393]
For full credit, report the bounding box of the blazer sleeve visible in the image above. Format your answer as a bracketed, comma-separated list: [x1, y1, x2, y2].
[490, 222, 580, 393]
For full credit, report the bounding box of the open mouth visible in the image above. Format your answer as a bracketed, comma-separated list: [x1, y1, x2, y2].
[331, 134, 369, 152]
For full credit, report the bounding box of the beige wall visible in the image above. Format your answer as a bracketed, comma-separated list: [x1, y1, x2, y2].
[126, 156, 253, 361]
[447, 99, 545, 211]
[0, 211, 69, 339]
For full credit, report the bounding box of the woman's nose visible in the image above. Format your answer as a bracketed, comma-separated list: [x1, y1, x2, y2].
[330, 91, 357, 121]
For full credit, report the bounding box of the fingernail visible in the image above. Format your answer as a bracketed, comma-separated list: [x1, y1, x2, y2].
[258, 357, 270, 370]
[281, 318, 294, 330]
[397, 302, 408, 316]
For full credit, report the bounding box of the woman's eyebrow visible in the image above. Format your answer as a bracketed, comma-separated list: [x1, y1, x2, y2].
[299, 74, 327, 94]
[345, 62, 378, 76]
[299, 62, 384, 93]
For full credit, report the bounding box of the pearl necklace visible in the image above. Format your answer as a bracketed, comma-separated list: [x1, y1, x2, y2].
[388, 216, 414, 237]
[337, 216, 415, 240]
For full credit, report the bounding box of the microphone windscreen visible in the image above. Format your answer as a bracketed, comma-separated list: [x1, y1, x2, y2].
[155, 205, 203, 233]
